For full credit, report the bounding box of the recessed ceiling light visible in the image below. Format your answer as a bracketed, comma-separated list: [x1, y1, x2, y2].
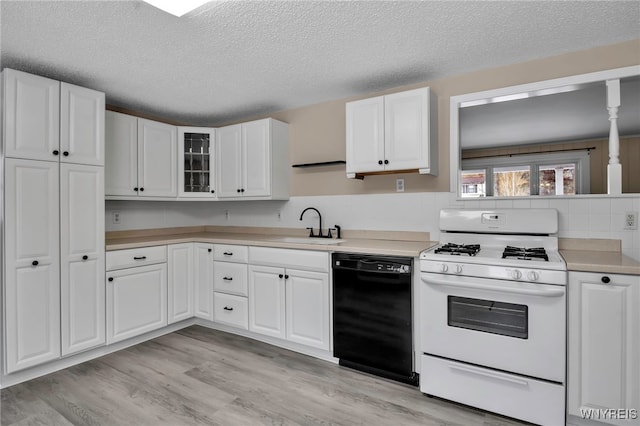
[143, 0, 211, 17]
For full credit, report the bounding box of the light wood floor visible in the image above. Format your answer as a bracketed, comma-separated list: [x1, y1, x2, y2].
[1, 326, 529, 425]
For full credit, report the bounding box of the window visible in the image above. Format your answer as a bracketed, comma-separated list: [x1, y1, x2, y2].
[461, 150, 590, 197]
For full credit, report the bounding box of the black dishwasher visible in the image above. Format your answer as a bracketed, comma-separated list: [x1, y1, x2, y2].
[332, 252, 417, 385]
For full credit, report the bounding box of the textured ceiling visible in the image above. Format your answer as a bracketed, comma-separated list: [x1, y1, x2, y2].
[1, 0, 639, 126]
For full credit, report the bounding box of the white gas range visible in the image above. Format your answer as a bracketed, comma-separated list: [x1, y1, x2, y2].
[419, 209, 567, 426]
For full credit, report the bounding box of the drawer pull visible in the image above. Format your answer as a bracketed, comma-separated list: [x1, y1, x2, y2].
[133, 256, 147, 260]
[223, 276, 233, 281]
[223, 252, 233, 256]
[223, 306, 234, 311]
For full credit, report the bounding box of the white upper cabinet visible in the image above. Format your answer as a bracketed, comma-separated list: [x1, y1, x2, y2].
[2, 69, 105, 166]
[105, 112, 178, 198]
[568, 271, 640, 426]
[60, 164, 105, 356]
[178, 127, 216, 198]
[60, 82, 105, 166]
[2, 69, 60, 161]
[346, 87, 437, 178]
[216, 118, 289, 200]
[216, 123, 245, 198]
[105, 111, 138, 196]
[138, 118, 178, 197]
[4, 159, 61, 373]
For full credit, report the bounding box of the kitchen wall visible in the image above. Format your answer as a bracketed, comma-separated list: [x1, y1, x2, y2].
[106, 38, 640, 261]
[106, 193, 640, 262]
[217, 38, 639, 197]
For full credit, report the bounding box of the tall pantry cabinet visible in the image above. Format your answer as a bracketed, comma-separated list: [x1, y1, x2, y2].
[1, 68, 106, 374]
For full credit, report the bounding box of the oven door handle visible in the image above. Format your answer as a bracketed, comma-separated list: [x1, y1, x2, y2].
[449, 364, 529, 387]
[422, 276, 565, 297]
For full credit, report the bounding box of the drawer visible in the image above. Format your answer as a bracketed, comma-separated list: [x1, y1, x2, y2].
[214, 292, 248, 330]
[106, 246, 167, 271]
[249, 247, 329, 273]
[420, 355, 565, 426]
[214, 262, 248, 296]
[213, 244, 248, 263]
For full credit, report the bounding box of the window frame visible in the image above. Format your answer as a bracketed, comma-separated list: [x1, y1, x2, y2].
[461, 150, 590, 197]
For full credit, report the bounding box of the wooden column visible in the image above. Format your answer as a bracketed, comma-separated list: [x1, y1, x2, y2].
[606, 79, 622, 195]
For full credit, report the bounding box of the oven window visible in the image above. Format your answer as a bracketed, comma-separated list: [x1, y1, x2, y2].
[447, 296, 528, 339]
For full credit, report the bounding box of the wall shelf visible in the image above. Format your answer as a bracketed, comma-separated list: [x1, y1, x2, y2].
[292, 160, 346, 168]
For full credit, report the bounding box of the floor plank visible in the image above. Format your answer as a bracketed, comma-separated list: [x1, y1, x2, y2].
[1, 326, 530, 425]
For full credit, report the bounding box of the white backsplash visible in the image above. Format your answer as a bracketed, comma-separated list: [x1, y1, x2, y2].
[106, 193, 640, 261]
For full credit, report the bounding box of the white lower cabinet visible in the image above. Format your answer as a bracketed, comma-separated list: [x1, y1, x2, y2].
[568, 271, 640, 426]
[213, 244, 249, 329]
[60, 164, 105, 356]
[194, 243, 214, 321]
[214, 293, 249, 329]
[168, 243, 194, 323]
[248, 265, 286, 339]
[248, 247, 330, 351]
[106, 248, 168, 344]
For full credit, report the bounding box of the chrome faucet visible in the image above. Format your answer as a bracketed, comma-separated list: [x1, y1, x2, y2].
[299, 207, 324, 238]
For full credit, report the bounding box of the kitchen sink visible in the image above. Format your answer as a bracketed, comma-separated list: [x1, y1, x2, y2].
[270, 236, 345, 245]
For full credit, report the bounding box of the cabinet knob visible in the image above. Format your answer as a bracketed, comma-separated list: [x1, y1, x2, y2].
[108, 277, 114, 282]
[240, 189, 245, 193]
[52, 150, 59, 156]
[601, 276, 611, 284]
[211, 190, 215, 193]
[384, 159, 389, 165]
[134, 187, 139, 192]
[139, 187, 144, 192]
[32, 260, 39, 266]
[208, 248, 212, 252]
[82, 255, 88, 261]
[237, 189, 241, 193]
[63, 151, 69, 157]
[279, 274, 284, 278]
[378, 160, 383, 165]
[285, 274, 289, 279]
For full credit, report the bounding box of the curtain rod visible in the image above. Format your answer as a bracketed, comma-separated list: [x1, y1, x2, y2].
[462, 146, 596, 160]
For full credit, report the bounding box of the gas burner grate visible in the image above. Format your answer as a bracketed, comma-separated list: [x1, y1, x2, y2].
[502, 246, 549, 261]
[435, 243, 480, 256]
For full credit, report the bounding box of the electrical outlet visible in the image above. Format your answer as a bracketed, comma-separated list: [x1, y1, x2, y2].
[112, 211, 121, 224]
[624, 211, 638, 230]
[225, 210, 230, 221]
[396, 178, 405, 193]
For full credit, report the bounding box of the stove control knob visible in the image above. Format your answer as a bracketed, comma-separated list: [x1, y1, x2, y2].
[511, 269, 522, 280]
[440, 263, 449, 273]
[453, 264, 463, 274]
[527, 271, 539, 281]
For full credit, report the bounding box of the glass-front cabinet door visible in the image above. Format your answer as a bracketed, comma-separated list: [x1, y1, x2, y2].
[178, 127, 216, 198]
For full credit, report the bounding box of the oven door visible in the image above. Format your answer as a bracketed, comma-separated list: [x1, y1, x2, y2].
[420, 272, 565, 383]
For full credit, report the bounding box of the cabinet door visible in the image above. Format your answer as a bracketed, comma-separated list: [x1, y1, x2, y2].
[168, 243, 194, 324]
[193, 243, 214, 321]
[60, 164, 105, 356]
[105, 111, 138, 196]
[106, 263, 168, 344]
[242, 119, 271, 197]
[60, 82, 105, 166]
[216, 124, 242, 198]
[568, 272, 640, 426]
[4, 159, 60, 373]
[285, 269, 330, 350]
[248, 265, 286, 339]
[2, 69, 60, 161]
[138, 118, 178, 197]
[346, 96, 385, 175]
[178, 127, 216, 198]
[384, 87, 430, 171]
